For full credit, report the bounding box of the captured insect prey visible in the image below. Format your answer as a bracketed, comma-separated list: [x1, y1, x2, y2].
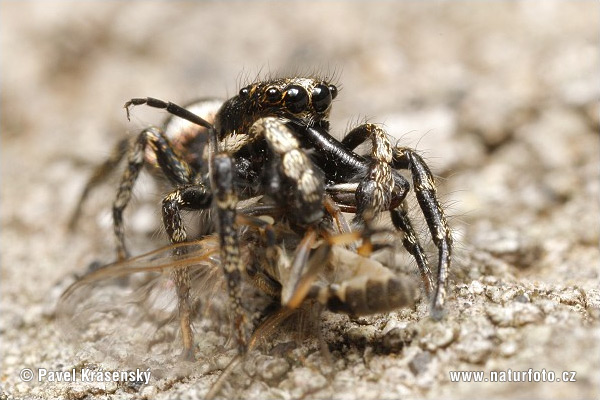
[62, 75, 452, 396]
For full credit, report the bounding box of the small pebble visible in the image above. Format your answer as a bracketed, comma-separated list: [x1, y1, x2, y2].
[418, 322, 458, 351]
[256, 355, 290, 382]
[409, 351, 432, 375]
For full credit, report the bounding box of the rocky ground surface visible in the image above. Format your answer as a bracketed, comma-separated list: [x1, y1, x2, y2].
[1, 2, 598, 400]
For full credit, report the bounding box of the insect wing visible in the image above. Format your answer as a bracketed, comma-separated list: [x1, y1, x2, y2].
[57, 238, 228, 372]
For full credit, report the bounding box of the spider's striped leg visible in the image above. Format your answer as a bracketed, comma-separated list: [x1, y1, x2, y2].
[247, 117, 330, 309]
[252, 117, 325, 226]
[341, 124, 396, 222]
[69, 138, 129, 230]
[354, 126, 403, 257]
[112, 126, 198, 260]
[212, 153, 248, 353]
[340, 124, 437, 307]
[390, 203, 434, 297]
[392, 147, 452, 319]
[115, 125, 212, 358]
[161, 184, 212, 359]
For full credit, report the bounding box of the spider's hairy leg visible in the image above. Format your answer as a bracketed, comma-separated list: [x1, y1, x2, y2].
[161, 184, 213, 359]
[348, 124, 395, 222]
[252, 117, 325, 225]
[115, 124, 211, 358]
[341, 124, 436, 305]
[343, 124, 404, 254]
[212, 153, 247, 353]
[124, 97, 213, 130]
[69, 138, 129, 230]
[112, 126, 197, 260]
[390, 203, 434, 297]
[392, 147, 452, 319]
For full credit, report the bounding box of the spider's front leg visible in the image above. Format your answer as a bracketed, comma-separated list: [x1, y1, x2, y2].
[124, 97, 213, 130]
[211, 153, 248, 353]
[338, 124, 433, 290]
[252, 117, 325, 226]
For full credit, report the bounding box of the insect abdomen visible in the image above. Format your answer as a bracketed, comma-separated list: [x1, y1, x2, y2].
[310, 276, 417, 316]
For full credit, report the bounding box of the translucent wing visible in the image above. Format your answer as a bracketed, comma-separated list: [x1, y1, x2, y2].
[56, 237, 231, 376]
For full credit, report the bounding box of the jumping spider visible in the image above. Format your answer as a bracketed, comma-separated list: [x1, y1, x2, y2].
[69, 75, 452, 360]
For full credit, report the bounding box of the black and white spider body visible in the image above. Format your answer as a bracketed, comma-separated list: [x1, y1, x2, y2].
[70, 75, 452, 358]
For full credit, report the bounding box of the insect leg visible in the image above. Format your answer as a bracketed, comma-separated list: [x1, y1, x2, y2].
[392, 147, 452, 319]
[324, 195, 353, 236]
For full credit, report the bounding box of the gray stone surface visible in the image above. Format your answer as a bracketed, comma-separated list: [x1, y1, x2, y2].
[1, 2, 598, 399]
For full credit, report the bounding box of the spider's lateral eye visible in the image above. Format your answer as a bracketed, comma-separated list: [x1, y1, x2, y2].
[312, 84, 332, 112]
[265, 86, 281, 103]
[284, 85, 309, 113]
[239, 87, 250, 97]
[329, 84, 338, 100]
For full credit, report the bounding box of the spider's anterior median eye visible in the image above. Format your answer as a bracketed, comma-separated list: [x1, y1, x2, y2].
[284, 85, 309, 113]
[312, 84, 332, 112]
[265, 86, 281, 103]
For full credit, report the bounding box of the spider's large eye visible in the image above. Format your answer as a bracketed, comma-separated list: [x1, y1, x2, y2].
[284, 85, 309, 113]
[239, 87, 250, 97]
[312, 84, 332, 112]
[265, 86, 281, 104]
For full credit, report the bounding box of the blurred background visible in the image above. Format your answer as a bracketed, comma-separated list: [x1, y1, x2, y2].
[1, 2, 598, 399]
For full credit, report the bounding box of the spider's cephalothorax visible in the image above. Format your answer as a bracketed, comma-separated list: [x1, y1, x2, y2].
[219, 77, 337, 137]
[71, 75, 452, 358]
[209, 78, 339, 224]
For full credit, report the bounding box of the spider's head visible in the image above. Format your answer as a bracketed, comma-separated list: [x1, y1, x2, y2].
[238, 77, 338, 126]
